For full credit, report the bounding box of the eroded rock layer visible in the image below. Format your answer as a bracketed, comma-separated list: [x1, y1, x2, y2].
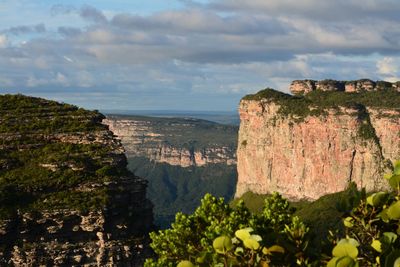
[0, 95, 153, 266]
[104, 116, 237, 167]
[236, 86, 400, 200]
[290, 79, 400, 95]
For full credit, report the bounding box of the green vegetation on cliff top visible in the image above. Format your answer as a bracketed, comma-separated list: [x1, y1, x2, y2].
[243, 88, 400, 118]
[108, 114, 238, 150]
[242, 88, 399, 142]
[0, 94, 127, 219]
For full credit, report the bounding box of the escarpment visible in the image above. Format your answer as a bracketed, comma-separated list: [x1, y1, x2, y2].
[103, 116, 237, 167]
[290, 79, 400, 95]
[236, 81, 400, 200]
[0, 95, 153, 266]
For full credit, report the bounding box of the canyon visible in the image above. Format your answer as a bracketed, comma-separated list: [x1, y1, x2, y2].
[104, 115, 238, 227]
[236, 80, 400, 200]
[2, 79, 399, 265]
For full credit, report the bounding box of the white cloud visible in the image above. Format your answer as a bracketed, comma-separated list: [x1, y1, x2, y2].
[377, 57, 397, 75]
[63, 56, 74, 63]
[77, 71, 94, 87]
[377, 57, 399, 82]
[2, 1, 400, 109]
[0, 35, 8, 48]
[27, 75, 48, 87]
[55, 72, 69, 86]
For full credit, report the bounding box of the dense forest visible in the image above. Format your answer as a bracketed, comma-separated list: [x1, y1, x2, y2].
[128, 157, 237, 228]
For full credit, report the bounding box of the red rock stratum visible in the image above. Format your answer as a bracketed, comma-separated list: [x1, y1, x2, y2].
[236, 80, 400, 200]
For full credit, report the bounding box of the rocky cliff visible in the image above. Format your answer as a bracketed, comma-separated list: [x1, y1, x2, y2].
[236, 80, 400, 200]
[290, 79, 400, 95]
[0, 95, 153, 266]
[104, 116, 237, 167]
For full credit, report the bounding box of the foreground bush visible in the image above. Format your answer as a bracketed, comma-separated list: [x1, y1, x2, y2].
[145, 193, 312, 266]
[327, 161, 400, 267]
[146, 161, 400, 266]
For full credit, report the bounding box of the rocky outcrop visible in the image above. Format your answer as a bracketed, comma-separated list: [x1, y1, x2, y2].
[0, 95, 153, 266]
[290, 79, 400, 95]
[104, 117, 237, 167]
[236, 85, 400, 200]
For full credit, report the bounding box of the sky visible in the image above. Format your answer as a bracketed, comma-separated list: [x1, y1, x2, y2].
[1, 0, 400, 111]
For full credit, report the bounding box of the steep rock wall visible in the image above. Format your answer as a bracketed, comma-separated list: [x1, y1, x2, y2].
[0, 95, 153, 266]
[104, 118, 236, 167]
[236, 88, 400, 200]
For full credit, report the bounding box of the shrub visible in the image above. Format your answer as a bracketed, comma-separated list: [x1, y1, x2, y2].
[145, 193, 312, 266]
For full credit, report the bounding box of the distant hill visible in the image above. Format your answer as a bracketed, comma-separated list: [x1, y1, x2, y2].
[102, 110, 240, 125]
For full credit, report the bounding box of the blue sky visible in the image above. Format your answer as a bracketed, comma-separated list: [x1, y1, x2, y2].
[1, 0, 400, 111]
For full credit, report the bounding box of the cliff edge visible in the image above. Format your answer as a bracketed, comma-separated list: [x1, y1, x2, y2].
[0, 95, 153, 266]
[104, 116, 237, 167]
[236, 80, 400, 200]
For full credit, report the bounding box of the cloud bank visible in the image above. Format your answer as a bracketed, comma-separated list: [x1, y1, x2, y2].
[0, 0, 399, 110]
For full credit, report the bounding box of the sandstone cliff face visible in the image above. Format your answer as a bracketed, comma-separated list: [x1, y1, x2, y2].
[0, 95, 153, 266]
[236, 85, 400, 200]
[104, 117, 236, 167]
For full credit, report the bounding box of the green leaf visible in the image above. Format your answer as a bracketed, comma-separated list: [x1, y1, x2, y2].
[394, 161, 400, 175]
[177, 260, 195, 267]
[367, 192, 389, 207]
[336, 256, 357, 267]
[332, 243, 358, 259]
[213, 236, 233, 254]
[371, 239, 382, 253]
[382, 232, 398, 244]
[250, 234, 262, 242]
[327, 257, 339, 267]
[389, 175, 400, 190]
[338, 238, 360, 247]
[235, 228, 252, 241]
[385, 250, 400, 267]
[367, 194, 375, 206]
[243, 238, 260, 250]
[394, 257, 400, 267]
[196, 252, 209, 264]
[387, 201, 400, 220]
[262, 247, 271, 255]
[267, 245, 285, 254]
[380, 209, 390, 223]
[343, 217, 354, 228]
[234, 247, 244, 256]
[384, 173, 393, 180]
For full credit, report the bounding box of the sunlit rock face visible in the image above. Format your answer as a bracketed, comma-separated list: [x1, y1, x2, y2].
[104, 117, 237, 167]
[290, 79, 400, 95]
[236, 83, 400, 200]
